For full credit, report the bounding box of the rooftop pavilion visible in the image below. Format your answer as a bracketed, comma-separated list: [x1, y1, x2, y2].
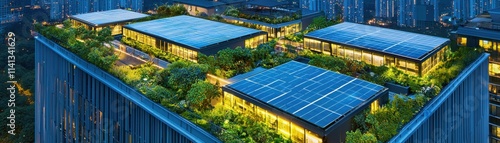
[122, 15, 267, 61]
[304, 22, 451, 76]
[223, 61, 388, 142]
[69, 9, 149, 35]
[173, 0, 246, 16]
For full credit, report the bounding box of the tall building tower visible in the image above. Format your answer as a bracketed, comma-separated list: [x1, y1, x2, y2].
[453, 0, 496, 20]
[300, 0, 319, 11]
[375, 0, 396, 19]
[343, 0, 364, 23]
[300, 0, 343, 19]
[1, 0, 24, 24]
[35, 34, 220, 143]
[398, 0, 415, 26]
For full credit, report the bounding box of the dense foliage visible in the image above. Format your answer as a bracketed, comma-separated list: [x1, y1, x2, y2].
[285, 16, 341, 42]
[344, 47, 483, 142]
[35, 20, 118, 71]
[121, 37, 187, 63]
[198, 40, 294, 78]
[224, 6, 301, 24]
[134, 4, 187, 22]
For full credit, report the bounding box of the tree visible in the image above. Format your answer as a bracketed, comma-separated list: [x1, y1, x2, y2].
[168, 64, 207, 94]
[224, 6, 240, 17]
[87, 47, 118, 70]
[305, 16, 336, 33]
[308, 54, 347, 72]
[186, 80, 221, 110]
[63, 19, 72, 29]
[346, 129, 377, 143]
[96, 27, 113, 44]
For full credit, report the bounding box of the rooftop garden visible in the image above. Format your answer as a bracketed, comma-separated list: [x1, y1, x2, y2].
[37, 13, 484, 143]
[299, 46, 483, 142]
[36, 21, 294, 142]
[224, 6, 301, 24]
[284, 15, 342, 43]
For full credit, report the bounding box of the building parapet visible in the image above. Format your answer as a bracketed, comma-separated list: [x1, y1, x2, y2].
[35, 35, 221, 143]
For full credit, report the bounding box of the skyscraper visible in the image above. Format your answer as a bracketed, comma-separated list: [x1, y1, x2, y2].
[35, 34, 220, 143]
[375, 0, 396, 19]
[454, 0, 497, 20]
[1, 0, 24, 24]
[398, 0, 416, 26]
[300, 0, 342, 19]
[343, 0, 364, 23]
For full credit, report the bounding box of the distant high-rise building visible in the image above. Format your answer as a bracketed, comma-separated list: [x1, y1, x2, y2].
[375, 0, 396, 19]
[454, 0, 496, 20]
[398, 0, 415, 26]
[1, 0, 24, 24]
[300, 0, 342, 19]
[343, 0, 364, 23]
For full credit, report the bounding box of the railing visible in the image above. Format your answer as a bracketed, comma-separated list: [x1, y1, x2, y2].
[111, 40, 170, 68]
[36, 35, 221, 143]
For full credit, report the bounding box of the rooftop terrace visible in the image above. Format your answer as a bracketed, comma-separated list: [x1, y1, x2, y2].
[69, 9, 149, 26]
[226, 61, 386, 128]
[305, 22, 450, 60]
[123, 15, 264, 49]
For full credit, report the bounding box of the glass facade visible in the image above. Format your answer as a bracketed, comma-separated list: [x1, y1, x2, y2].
[70, 19, 125, 35]
[223, 92, 323, 143]
[245, 34, 267, 48]
[226, 19, 301, 39]
[304, 38, 447, 76]
[123, 28, 265, 62]
[123, 28, 198, 62]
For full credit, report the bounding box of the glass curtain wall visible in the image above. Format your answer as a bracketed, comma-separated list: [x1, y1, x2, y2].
[305, 39, 448, 76]
[226, 19, 301, 39]
[123, 28, 198, 62]
[245, 34, 267, 48]
[70, 19, 90, 29]
[223, 92, 323, 143]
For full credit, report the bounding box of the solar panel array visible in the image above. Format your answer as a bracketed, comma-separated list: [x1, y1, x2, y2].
[125, 15, 263, 49]
[227, 61, 384, 128]
[71, 9, 149, 26]
[305, 22, 450, 60]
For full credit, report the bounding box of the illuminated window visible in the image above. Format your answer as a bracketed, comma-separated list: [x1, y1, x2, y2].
[372, 53, 383, 66]
[458, 37, 467, 46]
[278, 118, 291, 138]
[481, 40, 493, 50]
[323, 42, 331, 55]
[370, 99, 380, 113]
[306, 130, 323, 143]
[491, 125, 500, 138]
[362, 51, 372, 64]
[490, 63, 500, 77]
[291, 123, 304, 142]
[305, 38, 321, 52]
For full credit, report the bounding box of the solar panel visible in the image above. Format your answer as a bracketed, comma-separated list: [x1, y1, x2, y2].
[305, 22, 450, 60]
[227, 61, 385, 128]
[124, 15, 264, 49]
[71, 9, 149, 26]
